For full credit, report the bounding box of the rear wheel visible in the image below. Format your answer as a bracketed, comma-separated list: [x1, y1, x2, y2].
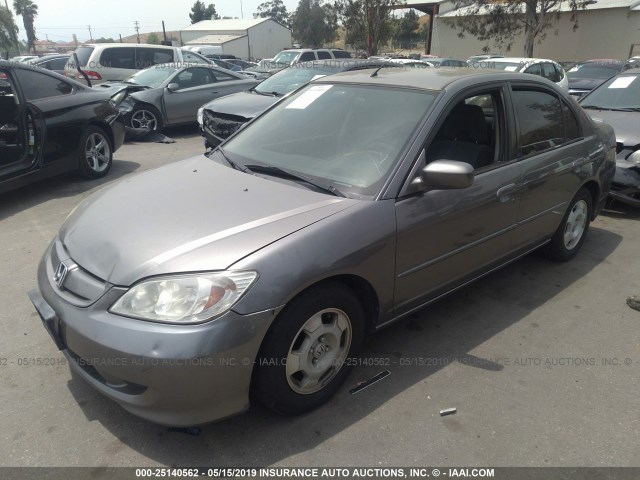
[77, 126, 112, 179]
[543, 188, 592, 261]
[253, 283, 365, 415]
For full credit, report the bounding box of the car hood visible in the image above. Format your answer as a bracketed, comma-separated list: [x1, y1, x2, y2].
[92, 82, 150, 95]
[59, 155, 355, 286]
[568, 77, 606, 91]
[585, 110, 640, 146]
[202, 90, 279, 119]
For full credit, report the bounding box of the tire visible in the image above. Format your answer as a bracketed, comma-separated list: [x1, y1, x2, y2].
[128, 104, 163, 131]
[253, 282, 365, 415]
[77, 126, 113, 179]
[543, 188, 592, 262]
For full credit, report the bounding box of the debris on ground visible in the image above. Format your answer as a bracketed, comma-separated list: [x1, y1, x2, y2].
[440, 408, 457, 416]
[627, 296, 640, 312]
[125, 127, 176, 144]
[350, 370, 391, 394]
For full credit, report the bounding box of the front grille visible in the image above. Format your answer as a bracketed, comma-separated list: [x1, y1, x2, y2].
[203, 110, 247, 139]
[48, 238, 110, 307]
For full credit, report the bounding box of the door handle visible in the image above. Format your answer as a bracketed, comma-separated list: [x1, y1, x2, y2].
[496, 183, 517, 202]
[573, 158, 588, 168]
[211, 91, 218, 94]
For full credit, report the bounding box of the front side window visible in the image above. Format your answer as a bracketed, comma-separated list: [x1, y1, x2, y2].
[223, 83, 437, 197]
[512, 89, 564, 156]
[173, 67, 215, 89]
[14, 69, 73, 100]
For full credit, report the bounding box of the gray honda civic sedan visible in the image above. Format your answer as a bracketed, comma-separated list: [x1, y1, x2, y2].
[30, 68, 616, 426]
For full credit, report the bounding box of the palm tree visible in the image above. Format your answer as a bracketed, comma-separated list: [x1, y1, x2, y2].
[13, 0, 37, 54]
[0, 6, 18, 55]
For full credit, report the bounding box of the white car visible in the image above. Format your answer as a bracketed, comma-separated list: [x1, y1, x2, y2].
[480, 57, 569, 90]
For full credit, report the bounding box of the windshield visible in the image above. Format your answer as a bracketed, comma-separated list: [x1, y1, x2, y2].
[567, 64, 620, 80]
[580, 74, 640, 109]
[223, 83, 438, 198]
[124, 66, 178, 87]
[272, 51, 300, 65]
[255, 63, 344, 95]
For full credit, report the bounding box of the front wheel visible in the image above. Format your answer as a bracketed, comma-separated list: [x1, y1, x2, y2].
[128, 104, 163, 131]
[252, 283, 365, 415]
[77, 126, 113, 179]
[543, 188, 592, 262]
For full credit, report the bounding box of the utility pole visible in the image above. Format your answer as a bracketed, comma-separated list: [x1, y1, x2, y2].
[87, 25, 93, 41]
[134, 21, 140, 44]
[240, 0, 244, 18]
[162, 20, 167, 44]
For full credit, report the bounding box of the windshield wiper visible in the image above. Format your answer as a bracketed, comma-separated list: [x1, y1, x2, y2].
[580, 105, 612, 110]
[217, 147, 253, 174]
[613, 107, 640, 112]
[245, 164, 345, 197]
[250, 87, 276, 97]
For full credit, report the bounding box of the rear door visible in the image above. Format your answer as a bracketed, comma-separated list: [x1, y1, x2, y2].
[508, 85, 589, 249]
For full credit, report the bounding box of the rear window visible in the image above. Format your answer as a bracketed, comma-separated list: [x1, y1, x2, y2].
[99, 47, 136, 69]
[73, 46, 94, 67]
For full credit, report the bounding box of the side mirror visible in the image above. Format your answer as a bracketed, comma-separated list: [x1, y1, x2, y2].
[411, 159, 474, 190]
[167, 83, 179, 92]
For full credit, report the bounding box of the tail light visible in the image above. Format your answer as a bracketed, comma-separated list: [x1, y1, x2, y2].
[77, 70, 102, 81]
[0, 72, 7, 80]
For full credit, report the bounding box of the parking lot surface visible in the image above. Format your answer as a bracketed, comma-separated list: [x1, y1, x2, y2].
[1, 128, 639, 467]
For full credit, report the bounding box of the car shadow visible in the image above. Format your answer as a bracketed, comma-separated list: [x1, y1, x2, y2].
[123, 124, 202, 145]
[601, 202, 640, 220]
[65, 225, 623, 466]
[0, 159, 140, 221]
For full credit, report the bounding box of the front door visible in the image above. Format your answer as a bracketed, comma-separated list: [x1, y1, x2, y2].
[0, 68, 31, 176]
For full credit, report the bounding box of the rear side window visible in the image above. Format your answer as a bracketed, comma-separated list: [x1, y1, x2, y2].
[299, 52, 315, 62]
[317, 51, 332, 60]
[563, 101, 581, 141]
[524, 63, 542, 77]
[100, 47, 135, 69]
[512, 89, 564, 156]
[136, 48, 174, 69]
[554, 63, 565, 81]
[14, 69, 73, 100]
[542, 63, 560, 83]
[332, 50, 352, 59]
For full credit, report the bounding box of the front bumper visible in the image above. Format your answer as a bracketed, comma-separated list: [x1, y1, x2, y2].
[610, 155, 640, 208]
[201, 110, 248, 149]
[30, 243, 279, 426]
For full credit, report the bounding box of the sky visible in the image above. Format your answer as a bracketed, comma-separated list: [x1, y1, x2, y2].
[9, 0, 300, 43]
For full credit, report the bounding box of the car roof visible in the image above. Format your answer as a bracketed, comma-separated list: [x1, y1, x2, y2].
[79, 43, 175, 49]
[312, 67, 533, 91]
[489, 57, 558, 64]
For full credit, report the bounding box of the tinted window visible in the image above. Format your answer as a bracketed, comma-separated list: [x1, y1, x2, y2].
[136, 48, 174, 69]
[299, 52, 315, 62]
[563, 101, 580, 141]
[73, 46, 94, 67]
[100, 47, 136, 69]
[173, 68, 214, 89]
[48, 57, 69, 70]
[542, 63, 560, 82]
[317, 51, 332, 60]
[211, 70, 236, 82]
[524, 63, 541, 76]
[512, 89, 564, 156]
[14, 69, 73, 100]
[332, 50, 352, 59]
[554, 63, 564, 81]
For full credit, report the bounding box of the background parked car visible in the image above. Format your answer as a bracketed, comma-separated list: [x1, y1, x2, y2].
[198, 58, 399, 148]
[579, 67, 640, 207]
[467, 54, 503, 66]
[566, 59, 632, 98]
[484, 57, 568, 90]
[97, 63, 258, 131]
[30, 54, 70, 76]
[423, 57, 467, 68]
[64, 43, 186, 85]
[0, 60, 124, 193]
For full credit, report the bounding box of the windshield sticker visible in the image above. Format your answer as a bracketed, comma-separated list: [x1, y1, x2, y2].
[504, 66, 518, 71]
[286, 85, 333, 109]
[608, 76, 636, 89]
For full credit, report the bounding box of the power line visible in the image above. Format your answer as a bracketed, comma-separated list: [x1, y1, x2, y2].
[134, 20, 140, 44]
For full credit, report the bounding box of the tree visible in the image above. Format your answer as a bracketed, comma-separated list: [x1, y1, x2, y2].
[336, 0, 396, 56]
[189, 1, 220, 24]
[13, 0, 37, 54]
[94, 37, 115, 43]
[256, 0, 290, 27]
[291, 0, 329, 47]
[450, 0, 594, 58]
[0, 6, 19, 55]
[146, 32, 160, 44]
[393, 8, 419, 49]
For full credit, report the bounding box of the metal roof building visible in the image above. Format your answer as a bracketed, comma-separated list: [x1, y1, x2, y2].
[180, 18, 292, 60]
[431, 0, 640, 60]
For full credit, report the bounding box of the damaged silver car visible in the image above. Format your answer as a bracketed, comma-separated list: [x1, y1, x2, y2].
[30, 68, 615, 426]
[98, 63, 258, 131]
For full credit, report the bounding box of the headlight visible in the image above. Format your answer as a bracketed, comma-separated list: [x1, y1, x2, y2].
[197, 106, 205, 126]
[628, 150, 640, 165]
[110, 89, 128, 107]
[110, 271, 258, 324]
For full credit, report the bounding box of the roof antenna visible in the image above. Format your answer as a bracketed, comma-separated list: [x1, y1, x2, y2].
[370, 66, 383, 77]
